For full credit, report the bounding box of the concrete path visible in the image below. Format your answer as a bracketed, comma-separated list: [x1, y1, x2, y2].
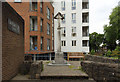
[11, 61, 96, 81]
[41, 61, 88, 77]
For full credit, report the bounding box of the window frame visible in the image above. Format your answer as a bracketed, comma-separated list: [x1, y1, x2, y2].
[47, 39, 50, 50]
[62, 14, 65, 23]
[72, 13, 76, 23]
[61, 40, 66, 46]
[40, 18, 43, 32]
[72, 40, 76, 46]
[72, 0, 76, 10]
[47, 7, 50, 20]
[47, 23, 50, 35]
[61, 1, 65, 11]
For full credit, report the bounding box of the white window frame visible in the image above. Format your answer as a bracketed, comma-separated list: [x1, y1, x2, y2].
[62, 14, 65, 23]
[72, 27, 76, 33]
[72, 0, 76, 10]
[61, 1, 65, 11]
[72, 13, 76, 23]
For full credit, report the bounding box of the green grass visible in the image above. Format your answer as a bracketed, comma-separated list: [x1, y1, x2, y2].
[45, 61, 50, 64]
[109, 57, 119, 59]
[69, 65, 74, 69]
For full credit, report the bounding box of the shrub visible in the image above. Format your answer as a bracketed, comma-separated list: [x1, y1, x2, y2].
[105, 50, 112, 57]
[115, 46, 120, 51]
[90, 49, 95, 55]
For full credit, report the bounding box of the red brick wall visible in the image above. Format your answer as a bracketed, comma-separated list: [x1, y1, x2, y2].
[8, 1, 54, 54]
[2, 2, 24, 80]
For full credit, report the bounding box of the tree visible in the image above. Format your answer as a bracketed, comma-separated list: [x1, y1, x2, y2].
[103, 6, 120, 50]
[104, 25, 117, 50]
[89, 32, 104, 52]
[109, 6, 120, 43]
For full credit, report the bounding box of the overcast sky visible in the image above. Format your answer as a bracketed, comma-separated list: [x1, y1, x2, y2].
[89, 0, 119, 34]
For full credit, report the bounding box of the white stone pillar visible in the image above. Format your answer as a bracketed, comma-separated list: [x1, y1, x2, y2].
[57, 15, 61, 52]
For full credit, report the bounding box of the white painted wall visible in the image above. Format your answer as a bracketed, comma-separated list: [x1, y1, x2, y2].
[53, 0, 89, 53]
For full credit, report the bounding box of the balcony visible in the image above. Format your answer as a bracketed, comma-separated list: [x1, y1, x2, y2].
[30, 0, 37, 11]
[30, 16, 38, 31]
[82, 26, 89, 37]
[82, 12, 89, 23]
[82, 40, 89, 47]
[82, 2, 89, 9]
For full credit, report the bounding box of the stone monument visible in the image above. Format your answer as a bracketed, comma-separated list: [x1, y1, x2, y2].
[48, 12, 70, 65]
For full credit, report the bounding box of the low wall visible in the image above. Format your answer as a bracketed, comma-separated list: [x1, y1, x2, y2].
[81, 55, 120, 81]
[29, 61, 43, 79]
[85, 55, 119, 64]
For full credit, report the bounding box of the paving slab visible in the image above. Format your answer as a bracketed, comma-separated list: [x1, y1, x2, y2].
[41, 61, 88, 77]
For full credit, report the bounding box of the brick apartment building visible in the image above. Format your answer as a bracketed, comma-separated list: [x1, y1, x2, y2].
[1, 2, 24, 80]
[8, 0, 54, 60]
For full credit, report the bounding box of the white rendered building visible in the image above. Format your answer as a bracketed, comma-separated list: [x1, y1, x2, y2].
[53, 0, 89, 54]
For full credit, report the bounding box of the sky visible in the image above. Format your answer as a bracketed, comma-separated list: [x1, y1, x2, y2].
[89, 0, 119, 34]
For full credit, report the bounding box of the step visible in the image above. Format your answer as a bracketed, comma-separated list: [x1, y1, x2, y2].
[40, 75, 89, 80]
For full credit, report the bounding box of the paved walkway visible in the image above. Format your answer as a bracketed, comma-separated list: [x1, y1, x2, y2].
[41, 61, 88, 77]
[12, 61, 95, 81]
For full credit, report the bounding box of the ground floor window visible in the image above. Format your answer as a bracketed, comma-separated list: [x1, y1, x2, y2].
[30, 36, 37, 50]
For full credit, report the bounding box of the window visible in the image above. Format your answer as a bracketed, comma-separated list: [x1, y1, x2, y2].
[82, 12, 89, 23]
[82, 26, 89, 37]
[14, 0, 22, 2]
[40, 18, 43, 32]
[30, 36, 37, 50]
[82, 2, 89, 9]
[41, 37, 43, 50]
[82, 40, 89, 47]
[71, 27, 76, 36]
[30, 16, 37, 31]
[61, 1, 65, 11]
[72, 27, 76, 33]
[61, 41, 66, 46]
[62, 14, 65, 23]
[62, 27, 66, 37]
[52, 40, 54, 50]
[52, 14, 54, 37]
[47, 23, 50, 35]
[72, 40, 76, 46]
[47, 7, 50, 19]
[72, 13, 76, 23]
[40, 2, 43, 13]
[47, 39, 50, 50]
[30, 0, 37, 11]
[72, 0, 76, 10]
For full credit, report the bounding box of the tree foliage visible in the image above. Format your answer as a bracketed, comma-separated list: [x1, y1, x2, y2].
[89, 32, 104, 52]
[104, 6, 120, 47]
